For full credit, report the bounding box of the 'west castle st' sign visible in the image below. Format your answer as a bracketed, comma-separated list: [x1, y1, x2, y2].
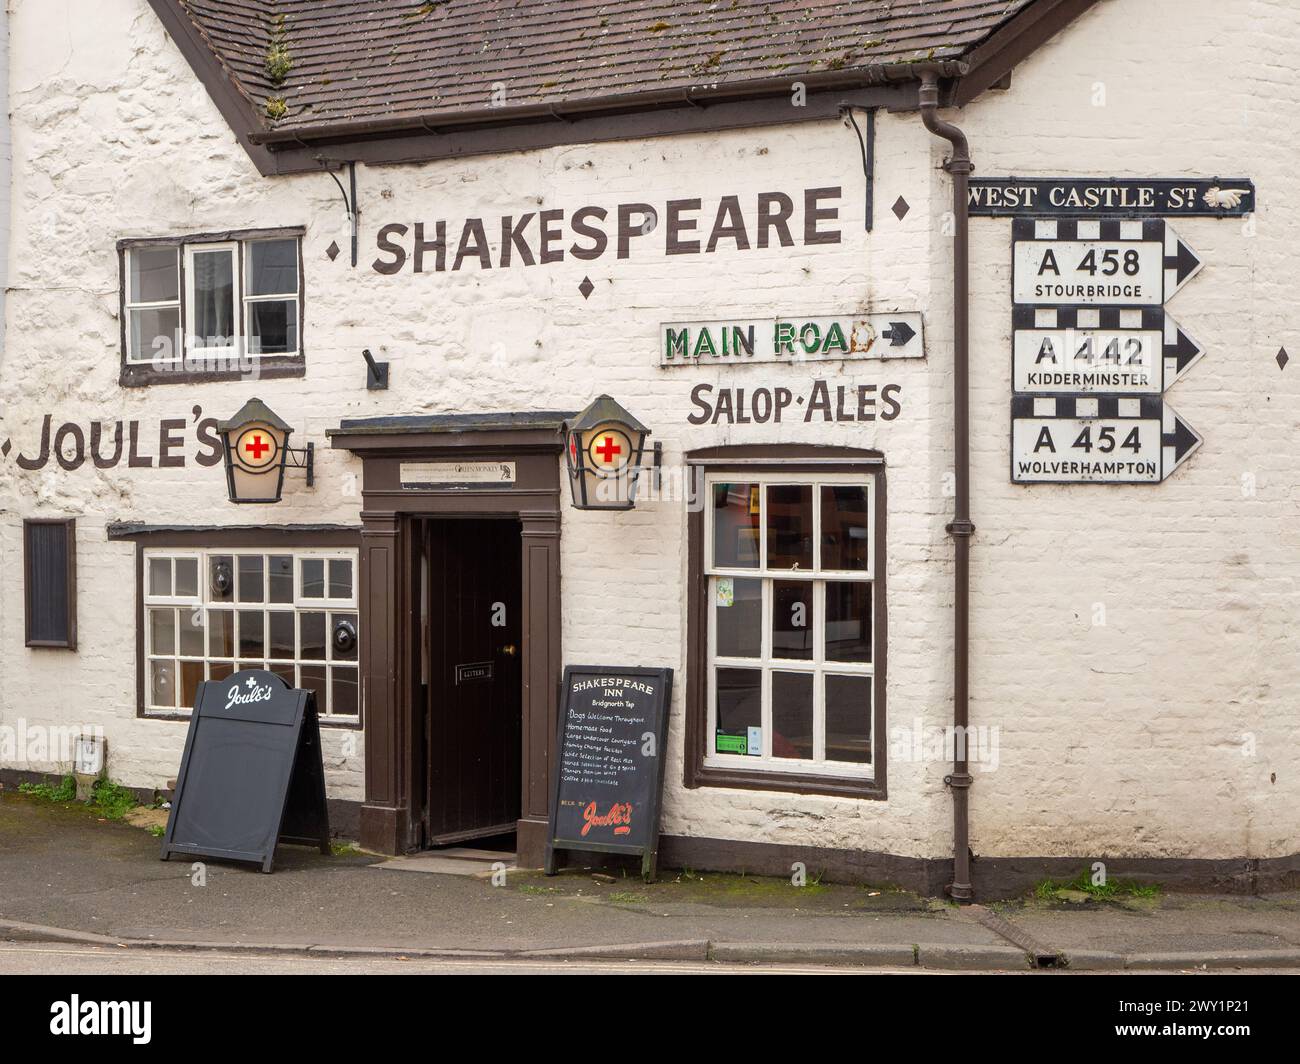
[970, 177, 1256, 217]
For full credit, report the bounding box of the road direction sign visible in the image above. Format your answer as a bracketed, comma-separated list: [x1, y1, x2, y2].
[1012, 306, 1204, 395]
[1010, 394, 1202, 484]
[1012, 218, 1202, 306]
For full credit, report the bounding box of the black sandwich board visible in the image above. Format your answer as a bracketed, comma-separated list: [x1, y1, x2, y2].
[161, 669, 330, 873]
[545, 665, 673, 881]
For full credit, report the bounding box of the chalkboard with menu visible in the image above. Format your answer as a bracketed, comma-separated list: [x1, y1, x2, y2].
[545, 665, 674, 880]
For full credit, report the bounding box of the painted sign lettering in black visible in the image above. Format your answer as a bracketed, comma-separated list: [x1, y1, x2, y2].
[161, 669, 330, 873]
[970, 178, 1255, 217]
[545, 665, 673, 880]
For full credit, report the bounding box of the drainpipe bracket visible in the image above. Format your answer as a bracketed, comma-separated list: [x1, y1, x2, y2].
[945, 518, 976, 538]
[943, 158, 975, 176]
[944, 773, 974, 790]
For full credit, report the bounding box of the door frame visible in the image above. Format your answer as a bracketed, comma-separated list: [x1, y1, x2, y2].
[328, 415, 566, 867]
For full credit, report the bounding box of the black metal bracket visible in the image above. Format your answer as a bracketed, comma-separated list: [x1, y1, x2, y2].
[651, 441, 663, 491]
[286, 442, 314, 488]
[945, 518, 976, 537]
[324, 160, 360, 267]
[361, 348, 389, 390]
[840, 105, 875, 232]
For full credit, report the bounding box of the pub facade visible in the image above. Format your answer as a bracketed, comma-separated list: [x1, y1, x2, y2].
[1, 0, 1296, 897]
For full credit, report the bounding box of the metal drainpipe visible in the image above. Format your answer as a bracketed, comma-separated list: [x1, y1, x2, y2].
[918, 70, 975, 901]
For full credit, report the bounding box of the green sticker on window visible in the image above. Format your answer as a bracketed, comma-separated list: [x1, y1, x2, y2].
[715, 733, 747, 755]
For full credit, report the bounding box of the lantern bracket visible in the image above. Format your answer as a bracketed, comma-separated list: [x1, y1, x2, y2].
[286, 442, 315, 487]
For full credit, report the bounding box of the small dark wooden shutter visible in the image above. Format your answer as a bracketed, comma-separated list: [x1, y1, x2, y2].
[24, 518, 77, 649]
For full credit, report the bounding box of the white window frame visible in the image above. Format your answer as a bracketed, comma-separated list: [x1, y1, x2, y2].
[703, 471, 876, 780]
[184, 241, 241, 360]
[122, 234, 303, 367]
[143, 547, 360, 722]
[242, 237, 301, 358]
[124, 246, 181, 364]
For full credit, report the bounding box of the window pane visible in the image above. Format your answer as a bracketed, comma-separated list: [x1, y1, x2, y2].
[237, 555, 264, 602]
[332, 666, 359, 716]
[129, 247, 179, 303]
[711, 482, 760, 569]
[771, 580, 813, 660]
[268, 555, 294, 603]
[207, 609, 234, 657]
[238, 610, 264, 659]
[209, 661, 234, 684]
[300, 611, 326, 659]
[330, 613, 358, 661]
[825, 674, 872, 764]
[190, 248, 235, 347]
[766, 484, 813, 570]
[301, 664, 328, 714]
[129, 306, 181, 363]
[178, 608, 205, 657]
[714, 577, 760, 658]
[267, 611, 295, 660]
[329, 559, 353, 600]
[209, 555, 234, 602]
[825, 582, 872, 662]
[247, 299, 297, 355]
[148, 557, 172, 596]
[771, 671, 813, 760]
[245, 239, 297, 296]
[150, 659, 176, 708]
[715, 667, 761, 755]
[301, 559, 325, 598]
[175, 558, 199, 598]
[821, 485, 870, 571]
[148, 608, 176, 655]
[269, 661, 295, 687]
[180, 661, 204, 711]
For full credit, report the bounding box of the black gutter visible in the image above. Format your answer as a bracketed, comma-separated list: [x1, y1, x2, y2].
[918, 68, 976, 902]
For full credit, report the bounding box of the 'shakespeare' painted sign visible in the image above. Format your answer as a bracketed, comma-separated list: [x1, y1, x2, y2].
[660, 313, 923, 366]
[371, 188, 845, 274]
[1012, 218, 1202, 307]
[1010, 395, 1201, 484]
[970, 178, 1255, 217]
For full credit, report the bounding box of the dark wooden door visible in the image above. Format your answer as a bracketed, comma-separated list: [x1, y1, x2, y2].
[424, 519, 522, 844]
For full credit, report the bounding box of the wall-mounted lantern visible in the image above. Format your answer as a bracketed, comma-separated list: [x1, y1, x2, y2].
[563, 395, 651, 510]
[217, 397, 314, 504]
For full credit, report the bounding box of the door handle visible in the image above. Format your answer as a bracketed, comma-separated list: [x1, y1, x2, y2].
[500, 644, 518, 657]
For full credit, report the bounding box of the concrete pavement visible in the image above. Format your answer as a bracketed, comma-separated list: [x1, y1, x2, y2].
[2, 791, 1298, 972]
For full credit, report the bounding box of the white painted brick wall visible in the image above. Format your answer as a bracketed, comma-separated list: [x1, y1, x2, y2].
[0, 0, 1294, 862]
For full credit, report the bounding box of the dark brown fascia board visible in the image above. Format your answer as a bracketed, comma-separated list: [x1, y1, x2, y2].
[248, 63, 967, 148]
[263, 82, 920, 174]
[145, 0, 279, 176]
[951, 0, 1104, 107]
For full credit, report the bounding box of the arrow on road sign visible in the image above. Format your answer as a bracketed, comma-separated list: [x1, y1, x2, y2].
[882, 321, 916, 347]
[1163, 226, 1203, 300]
[1162, 405, 1203, 477]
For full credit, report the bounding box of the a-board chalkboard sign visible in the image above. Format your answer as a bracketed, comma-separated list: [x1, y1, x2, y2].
[161, 669, 330, 873]
[545, 665, 673, 880]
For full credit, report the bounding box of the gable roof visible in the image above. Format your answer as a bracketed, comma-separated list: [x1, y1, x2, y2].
[148, 0, 1099, 174]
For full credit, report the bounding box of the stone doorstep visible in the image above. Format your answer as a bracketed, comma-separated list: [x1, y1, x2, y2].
[370, 848, 517, 877]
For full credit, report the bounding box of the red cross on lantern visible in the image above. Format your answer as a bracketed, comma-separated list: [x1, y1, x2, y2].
[562, 395, 652, 511]
[595, 435, 621, 464]
[217, 398, 314, 504]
